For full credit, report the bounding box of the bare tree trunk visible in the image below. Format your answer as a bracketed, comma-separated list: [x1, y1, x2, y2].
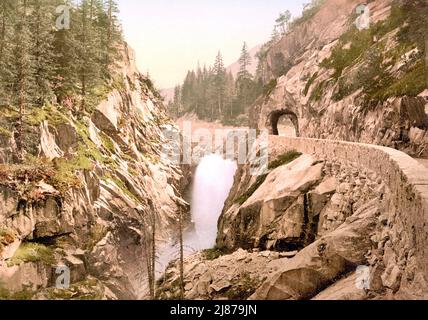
[150, 209, 156, 299]
[17, 0, 28, 163]
[17, 76, 25, 162]
[106, 0, 112, 68]
[81, 4, 87, 111]
[81, 73, 86, 111]
[143, 204, 156, 300]
[0, 1, 6, 63]
[178, 207, 185, 299]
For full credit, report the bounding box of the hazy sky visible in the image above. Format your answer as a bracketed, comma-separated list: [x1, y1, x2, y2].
[116, 0, 307, 88]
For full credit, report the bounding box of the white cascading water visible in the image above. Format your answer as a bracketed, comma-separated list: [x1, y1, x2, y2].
[186, 154, 238, 250]
[156, 154, 237, 274]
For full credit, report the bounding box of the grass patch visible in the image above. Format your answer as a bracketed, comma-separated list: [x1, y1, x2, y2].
[320, 28, 373, 79]
[0, 155, 90, 196]
[99, 132, 116, 154]
[45, 278, 104, 300]
[320, 2, 428, 102]
[85, 224, 109, 251]
[7, 243, 55, 267]
[201, 246, 230, 261]
[51, 150, 93, 193]
[105, 174, 140, 203]
[236, 174, 268, 206]
[367, 60, 427, 101]
[0, 126, 12, 138]
[263, 79, 278, 97]
[224, 274, 261, 300]
[289, 0, 325, 30]
[75, 121, 116, 167]
[303, 72, 319, 96]
[309, 80, 327, 102]
[269, 151, 302, 170]
[26, 104, 68, 127]
[0, 287, 36, 300]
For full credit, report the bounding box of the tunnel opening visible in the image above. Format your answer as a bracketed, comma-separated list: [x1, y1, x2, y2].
[269, 109, 299, 137]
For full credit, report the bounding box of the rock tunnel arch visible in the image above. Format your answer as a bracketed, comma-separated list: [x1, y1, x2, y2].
[268, 109, 300, 137]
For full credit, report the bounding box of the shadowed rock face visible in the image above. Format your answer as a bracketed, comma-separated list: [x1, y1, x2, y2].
[249, 198, 380, 300]
[0, 43, 189, 300]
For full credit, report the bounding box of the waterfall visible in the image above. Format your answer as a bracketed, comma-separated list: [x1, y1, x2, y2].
[156, 154, 237, 274]
[186, 154, 238, 250]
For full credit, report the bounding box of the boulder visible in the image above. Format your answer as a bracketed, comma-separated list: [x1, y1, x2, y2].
[219, 155, 324, 250]
[312, 272, 368, 300]
[249, 199, 379, 300]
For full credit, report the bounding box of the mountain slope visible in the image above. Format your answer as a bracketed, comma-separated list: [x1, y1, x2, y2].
[0, 42, 188, 300]
[252, 0, 428, 156]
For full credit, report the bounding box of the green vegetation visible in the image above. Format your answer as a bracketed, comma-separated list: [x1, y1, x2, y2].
[140, 76, 162, 100]
[201, 246, 231, 261]
[0, 287, 36, 300]
[75, 121, 116, 167]
[26, 103, 68, 127]
[7, 242, 55, 267]
[310, 80, 327, 102]
[51, 150, 93, 193]
[263, 79, 278, 97]
[320, 2, 428, 103]
[320, 28, 373, 79]
[0, 279, 103, 300]
[303, 72, 319, 96]
[368, 60, 427, 101]
[0, 153, 92, 196]
[86, 224, 109, 251]
[168, 43, 263, 124]
[99, 132, 116, 154]
[290, 0, 325, 29]
[105, 173, 141, 204]
[0, 0, 123, 159]
[236, 174, 268, 205]
[0, 126, 11, 138]
[224, 274, 261, 300]
[268, 151, 302, 170]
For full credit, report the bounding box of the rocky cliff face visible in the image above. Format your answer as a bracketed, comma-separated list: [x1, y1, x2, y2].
[0, 43, 188, 300]
[252, 0, 428, 157]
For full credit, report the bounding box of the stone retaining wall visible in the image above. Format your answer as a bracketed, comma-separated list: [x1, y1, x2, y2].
[269, 135, 428, 297]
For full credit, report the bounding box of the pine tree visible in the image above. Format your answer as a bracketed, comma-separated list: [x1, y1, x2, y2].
[52, 0, 79, 105]
[76, 0, 102, 111]
[0, 0, 14, 65]
[236, 42, 254, 115]
[31, 0, 57, 105]
[213, 51, 226, 118]
[8, 0, 35, 161]
[237, 42, 252, 80]
[0, 0, 14, 105]
[173, 85, 181, 117]
[225, 71, 236, 118]
[275, 10, 291, 35]
[255, 44, 270, 85]
[270, 26, 280, 43]
[104, 0, 121, 78]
